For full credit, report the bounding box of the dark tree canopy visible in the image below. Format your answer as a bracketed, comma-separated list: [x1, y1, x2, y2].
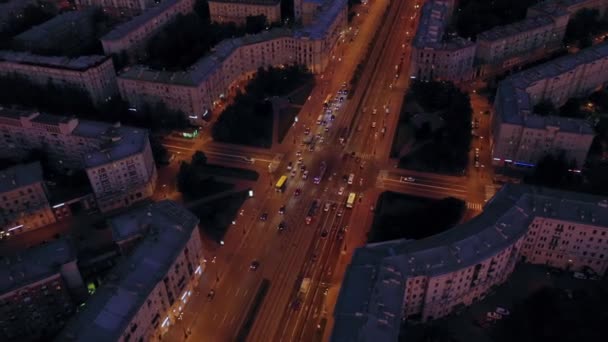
[564, 9, 608, 48]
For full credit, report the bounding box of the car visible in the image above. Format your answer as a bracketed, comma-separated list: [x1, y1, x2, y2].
[401, 176, 415, 183]
[332, 203, 338, 210]
[371, 121, 377, 128]
[487, 312, 502, 320]
[296, 150, 302, 157]
[207, 289, 215, 301]
[287, 162, 293, 170]
[279, 206, 286, 215]
[278, 222, 286, 231]
[321, 230, 328, 238]
[338, 187, 345, 195]
[324, 203, 331, 212]
[360, 161, 366, 169]
[373, 108, 377, 115]
[385, 107, 390, 114]
[250, 260, 260, 271]
[302, 171, 309, 180]
[330, 114, 336, 121]
[337, 209, 343, 217]
[495, 307, 510, 316]
[475, 161, 480, 168]
[342, 175, 348, 182]
[573, 272, 587, 280]
[370, 206, 375, 212]
[300, 165, 306, 171]
[260, 213, 268, 221]
[304, 128, 310, 135]
[291, 170, 297, 177]
[295, 188, 302, 196]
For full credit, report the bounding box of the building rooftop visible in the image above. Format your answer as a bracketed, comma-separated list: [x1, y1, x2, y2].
[58, 201, 200, 342]
[0, 161, 44, 194]
[119, 27, 293, 86]
[102, 0, 188, 41]
[79, 121, 149, 168]
[0, 50, 109, 71]
[13, 8, 96, 43]
[295, 0, 347, 40]
[496, 41, 608, 134]
[0, 239, 76, 295]
[413, 0, 474, 51]
[332, 184, 608, 341]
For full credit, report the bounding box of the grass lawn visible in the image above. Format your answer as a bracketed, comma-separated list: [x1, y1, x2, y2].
[190, 191, 248, 242]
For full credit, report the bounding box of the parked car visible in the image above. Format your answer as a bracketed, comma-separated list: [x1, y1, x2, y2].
[573, 272, 587, 280]
[495, 307, 510, 316]
[487, 312, 502, 320]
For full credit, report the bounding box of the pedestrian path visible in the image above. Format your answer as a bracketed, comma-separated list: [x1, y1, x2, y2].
[467, 202, 483, 211]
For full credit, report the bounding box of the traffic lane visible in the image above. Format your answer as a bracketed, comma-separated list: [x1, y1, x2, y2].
[379, 179, 468, 200]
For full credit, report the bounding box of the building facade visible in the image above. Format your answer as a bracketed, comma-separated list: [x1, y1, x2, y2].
[58, 201, 205, 342]
[0, 51, 117, 104]
[410, 0, 477, 83]
[491, 42, 608, 169]
[208, 0, 282, 24]
[0, 162, 55, 238]
[332, 184, 608, 341]
[0, 109, 157, 213]
[0, 239, 85, 341]
[117, 0, 347, 124]
[75, 0, 158, 17]
[100, 0, 195, 57]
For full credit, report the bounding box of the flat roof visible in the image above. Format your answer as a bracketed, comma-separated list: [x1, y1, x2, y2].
[496, 41, 608, 134]
[102, 0, 188, 41]
[413, 0, 475, 51]
[0, 50, 109, 71]
[0, 239, 76, 296]
[79, 122, 149, 168]
[14, 8, 96, 43]
[0, 161, 43, 194]
[58, 201, 200, 342]
[477, 15, 555, 42]
[295, 0, 347, 40]
[332, 184, 608, 340]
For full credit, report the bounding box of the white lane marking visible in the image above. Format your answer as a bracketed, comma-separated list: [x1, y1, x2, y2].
[235, 288, 241, 296]
[222, 313, 228, 324]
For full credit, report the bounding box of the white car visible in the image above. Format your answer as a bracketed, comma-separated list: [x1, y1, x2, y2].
[401, 176, 415, 182]
[371, 122, 376, 128]
[372, 108, 377, 115]
[573, 272, 587, 279]
[324, 203, 331, 212]
[302, 170, 309, 180]
[338, 187, 345, 195]
[495, 307, 510, 316]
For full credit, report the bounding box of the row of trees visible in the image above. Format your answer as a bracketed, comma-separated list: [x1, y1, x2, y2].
[177, 151, 234, 200]
[212, 65, 313, 147]
[564, 8, 608, 48]
[400, 81, 473, 173]
[146, 0, 279, 70]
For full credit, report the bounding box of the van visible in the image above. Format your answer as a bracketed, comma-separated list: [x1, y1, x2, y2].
[348, 173, 354, 185]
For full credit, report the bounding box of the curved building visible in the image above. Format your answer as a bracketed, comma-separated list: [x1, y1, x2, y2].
[332, 184, 608, 341]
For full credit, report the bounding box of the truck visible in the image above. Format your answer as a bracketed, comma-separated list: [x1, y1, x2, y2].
[305, 200, 320, 224]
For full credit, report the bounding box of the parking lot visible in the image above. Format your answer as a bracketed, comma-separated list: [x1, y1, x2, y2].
[401, 263, 607, 342]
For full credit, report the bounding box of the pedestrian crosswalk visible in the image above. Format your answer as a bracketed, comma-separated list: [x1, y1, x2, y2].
[467, 202, 483, 211]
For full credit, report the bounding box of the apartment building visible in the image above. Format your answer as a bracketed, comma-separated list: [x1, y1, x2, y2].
[491, 42, 608, 169]
[0, 51, 117, 104]
[100, 0, 195, 57]
[75, 0, 158, 17]
[208, 0, 282, 24]
[332, 184, 608, 341]
[0, 162, 55, 238]
[476, 13, 569, 65]
[117, 0, 347, 123]
[0, 109, 157, 213]
[12, 8, 97, 55]
[58, 201, 204, 342]
[410, 0, 476, 83]
[0, 239, 85, 341]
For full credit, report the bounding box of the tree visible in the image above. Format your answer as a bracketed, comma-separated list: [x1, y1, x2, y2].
[527, 152, 576, 188]
[533, 99, 557, 116]
[191, 151, 208, 166]
[563, 8, 608, 48]
[245, 15, 267, 34]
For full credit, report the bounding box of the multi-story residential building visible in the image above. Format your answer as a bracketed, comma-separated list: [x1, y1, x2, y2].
[529, 0, 608, 17]
[475, 13, 569, 66]
[491, 42, 608, 169]
[0, 109, 157, 213]
[75, 0, 158, 17]
[332, 184, 608, 341]
[0, 51, 117, 104]
[117, 0, 347, 123]
[100, 0, 195, 57]
[12, 8, 97, 55]
[208, 0, 282, 24]
[410, 0, 477, 82]
[0, 239, 85, 341]
[58, 201, 204, 342]
[0, 162, 55, 238]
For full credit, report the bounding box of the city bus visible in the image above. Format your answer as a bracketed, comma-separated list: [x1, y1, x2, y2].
[275, 175, 288, 192]
[346, 192, 356, 208]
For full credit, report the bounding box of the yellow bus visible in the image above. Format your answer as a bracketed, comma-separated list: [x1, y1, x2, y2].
[275, 175, 288, 192]
[346, 192, 356, 208]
